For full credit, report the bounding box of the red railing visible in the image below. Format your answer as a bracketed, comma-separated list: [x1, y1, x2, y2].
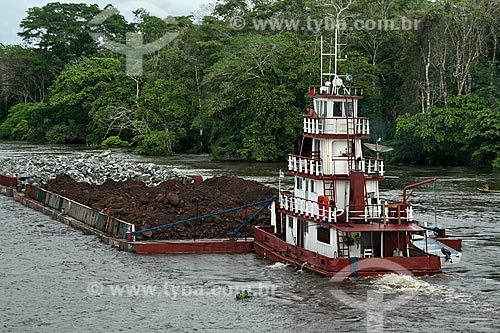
[403, 178, 437, 204]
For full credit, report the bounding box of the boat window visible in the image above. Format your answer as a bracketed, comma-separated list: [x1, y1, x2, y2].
[317, 228, 331, 244]
[313, 139, 320, 154]
[333, 102, 342, 117]
[346, 101, 354, 117]
[315, 100, 327, 118]
[296, 178, 303, 190]
[288, 216, 293, 227]
[310, 180, 316, 193]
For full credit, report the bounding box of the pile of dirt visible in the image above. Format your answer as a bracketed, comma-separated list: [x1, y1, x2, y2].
[44, 174, 278, 240]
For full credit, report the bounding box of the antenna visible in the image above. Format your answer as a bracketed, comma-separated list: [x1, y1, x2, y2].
[320, 34, 346, 94]
[320, 1, 352, 94]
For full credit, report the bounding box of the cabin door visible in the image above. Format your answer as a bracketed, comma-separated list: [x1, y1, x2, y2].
[297, 219, 306, 248]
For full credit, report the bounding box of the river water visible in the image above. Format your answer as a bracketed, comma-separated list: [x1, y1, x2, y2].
[1, 143, 500, 332]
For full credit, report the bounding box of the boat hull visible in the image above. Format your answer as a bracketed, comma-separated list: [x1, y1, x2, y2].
[412, 235, 462, 265]
[254, 226, 442, 277]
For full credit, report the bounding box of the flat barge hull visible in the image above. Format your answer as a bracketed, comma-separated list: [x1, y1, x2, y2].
[134, 239, 254, 254]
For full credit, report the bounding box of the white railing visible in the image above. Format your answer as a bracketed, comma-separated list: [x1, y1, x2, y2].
[280, 193, 337, 223]
[309, 85, 364, 96]
[348, 203, 414, 223]
[381, 203, 414, 223]
[288, 155, 323, 176]
[304, 118, 324, 134]
[303, 117, 370, 136]
[355, 118, 370, 135]
[364, 158, 384, 177]
[327, 158, 384, 176]
[280, 193, 415, 225]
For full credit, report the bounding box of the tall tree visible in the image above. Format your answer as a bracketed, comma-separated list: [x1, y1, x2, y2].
[201, 34, 313, 160]
[0, 46, 56, 106]
[48, 57, 135, 143]
[18, 2, 130, 64]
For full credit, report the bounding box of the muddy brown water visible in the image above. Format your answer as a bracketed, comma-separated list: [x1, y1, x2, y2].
[1, 142, 500, 332]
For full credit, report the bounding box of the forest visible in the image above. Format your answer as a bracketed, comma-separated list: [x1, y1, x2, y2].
[0, 0, 499, 168]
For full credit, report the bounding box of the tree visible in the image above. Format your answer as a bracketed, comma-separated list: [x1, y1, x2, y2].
[19, 3, 100, 62]
[18, 2, 130, 64]
[444, 0, 486, 96]
[201, 34, 312, 160]
[0, 46, 57, 112]
[48, 57, 136, 143]
[396, 94, 500, 167]
[0, 102, 53, 142]
[136, 46, 199, 154]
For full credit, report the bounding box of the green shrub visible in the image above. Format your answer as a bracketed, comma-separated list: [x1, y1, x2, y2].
[0, 103, 34, 139]
[133, 130, 175, 156]
[45, 124, 69, 143]
[11, 119, 32, 140]
[45, 121, 86, 143]
[493, 156, 500, 170]
[100, 136, 130, 148]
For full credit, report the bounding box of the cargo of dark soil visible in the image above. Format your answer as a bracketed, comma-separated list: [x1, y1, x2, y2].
[44, 174, 277, 240]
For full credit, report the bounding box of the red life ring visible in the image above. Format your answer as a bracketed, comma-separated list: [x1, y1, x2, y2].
[318, 196, 329, 217]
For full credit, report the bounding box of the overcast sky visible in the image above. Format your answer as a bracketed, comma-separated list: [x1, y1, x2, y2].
[0, 0, 211, 45]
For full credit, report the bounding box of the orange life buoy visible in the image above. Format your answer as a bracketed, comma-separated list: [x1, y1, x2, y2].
[318, 195, 329, 217]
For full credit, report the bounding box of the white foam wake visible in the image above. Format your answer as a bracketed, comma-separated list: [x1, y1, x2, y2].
[373, 274, 448, 295]
[267, 262, 289, 269]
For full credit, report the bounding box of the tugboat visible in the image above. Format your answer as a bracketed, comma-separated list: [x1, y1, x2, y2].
[254, 35, 462, 277]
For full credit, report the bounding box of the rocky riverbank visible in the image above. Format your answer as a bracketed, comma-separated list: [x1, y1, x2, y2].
[0, 150, 189, 185]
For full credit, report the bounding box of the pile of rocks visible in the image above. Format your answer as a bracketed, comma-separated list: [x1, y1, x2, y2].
[0, 151, 190, 185]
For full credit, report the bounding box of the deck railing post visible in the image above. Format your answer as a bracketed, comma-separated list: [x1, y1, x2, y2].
[383, 204, 387, 224]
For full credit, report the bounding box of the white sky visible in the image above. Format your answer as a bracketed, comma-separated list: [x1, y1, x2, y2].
[0, 0, 212, 45]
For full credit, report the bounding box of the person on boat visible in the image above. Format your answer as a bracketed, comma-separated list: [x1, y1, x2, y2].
[305, 107, 318, 118]
[483, 184, 489, 191]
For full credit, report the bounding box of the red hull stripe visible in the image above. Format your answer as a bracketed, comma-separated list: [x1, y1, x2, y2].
[134, 240, 254, 254]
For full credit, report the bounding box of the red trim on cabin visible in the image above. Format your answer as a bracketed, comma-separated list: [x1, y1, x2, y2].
[349, 171, 365, 216]
[309, 94, 364, 100]
[303, 133, 371, 140]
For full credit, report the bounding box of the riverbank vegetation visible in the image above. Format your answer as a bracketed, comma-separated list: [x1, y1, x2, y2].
[0, 0, 499, 167]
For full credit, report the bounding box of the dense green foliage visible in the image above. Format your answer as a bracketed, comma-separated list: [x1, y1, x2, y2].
[100, 136, 130, 148]
[0, 0, 499, 167]
[396, 95, 500, 166]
